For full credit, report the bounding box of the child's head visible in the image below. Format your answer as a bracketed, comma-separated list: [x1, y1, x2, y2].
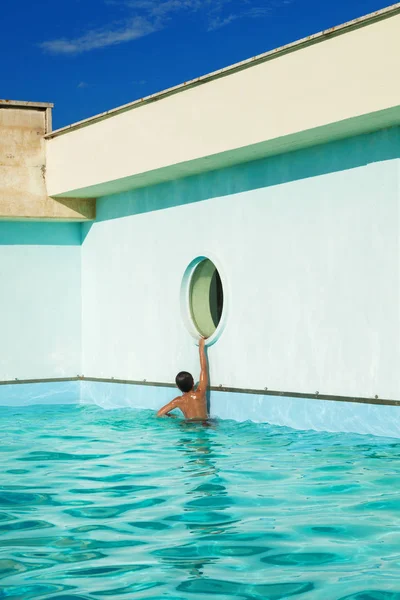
[175, 371, 194, 393]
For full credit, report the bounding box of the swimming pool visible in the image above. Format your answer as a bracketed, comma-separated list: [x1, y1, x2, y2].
[0, 404, 399, 600]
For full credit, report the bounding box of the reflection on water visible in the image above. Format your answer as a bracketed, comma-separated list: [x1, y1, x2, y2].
[157, 424, 233, 578]
[0, 404, 399, 600]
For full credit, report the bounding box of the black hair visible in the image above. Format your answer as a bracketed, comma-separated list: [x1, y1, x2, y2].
[176, 371, 194, 393]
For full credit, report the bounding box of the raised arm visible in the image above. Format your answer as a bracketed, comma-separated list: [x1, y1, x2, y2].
[196, 337, 208, 394]
[157, 397, 181, 417]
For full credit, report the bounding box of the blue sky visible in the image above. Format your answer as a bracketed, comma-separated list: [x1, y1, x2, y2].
[2, 0, 395, 129]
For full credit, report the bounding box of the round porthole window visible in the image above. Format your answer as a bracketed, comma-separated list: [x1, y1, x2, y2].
[181, 257, 226, 345]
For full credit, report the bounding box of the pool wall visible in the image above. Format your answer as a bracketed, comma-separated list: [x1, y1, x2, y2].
[0, 222, 82, 381]
[80, 128, 400, 403]
[79, 380, 400, 439]
[1, 379, 399, 438]
[0, 380, 80, 406]
[2, 129, 400, 438]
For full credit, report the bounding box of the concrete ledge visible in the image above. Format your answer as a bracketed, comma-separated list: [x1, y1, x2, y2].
[0, 102, 93, 218]
[0, 100, 53, 110]
[45, 7, 400, 198]
[0, 196, 96, 221]
[45, 3, 400, 139]
[51, 107, 400, 199]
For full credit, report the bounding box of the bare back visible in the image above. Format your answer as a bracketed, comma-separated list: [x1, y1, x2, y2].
[175, 389, 208, 420]
[157, 337, 209, 420]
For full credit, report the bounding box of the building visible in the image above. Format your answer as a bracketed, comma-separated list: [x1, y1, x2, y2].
[1, 4, 400, 437]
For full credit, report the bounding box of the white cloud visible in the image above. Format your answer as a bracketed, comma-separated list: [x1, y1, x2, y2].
[41, 0, 292, 55]
[40, 16, 159, 55]
[208, 13, 239, 31]
[127, 0, 204, 15]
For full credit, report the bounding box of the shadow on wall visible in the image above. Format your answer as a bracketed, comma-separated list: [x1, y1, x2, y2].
[81, 126, 400, 241]
[0, 223, 81, 246]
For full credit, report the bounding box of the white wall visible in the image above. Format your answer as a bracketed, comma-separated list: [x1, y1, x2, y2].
[81, 131, 400, 401]
[0, 223, 81, 380]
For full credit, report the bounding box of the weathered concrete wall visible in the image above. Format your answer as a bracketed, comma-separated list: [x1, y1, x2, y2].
[0, 102, 95, 220]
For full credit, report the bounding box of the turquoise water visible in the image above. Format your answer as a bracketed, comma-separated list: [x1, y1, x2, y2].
[0, 405, 399, 600]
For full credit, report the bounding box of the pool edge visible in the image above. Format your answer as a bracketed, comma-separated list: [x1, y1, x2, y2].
[1, 378, 399, 439]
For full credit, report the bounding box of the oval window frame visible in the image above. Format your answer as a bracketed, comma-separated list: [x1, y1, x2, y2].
[180, 255, 227, 346]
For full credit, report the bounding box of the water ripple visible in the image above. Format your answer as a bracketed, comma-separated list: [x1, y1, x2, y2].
[0, 519, 54, 534]
[261, 551, 342, 566]
[0, 583, 73, 599]
[0, 404, 399, 600]
[177, 578, 314, 599]
[0, 491, 58, 507]
[19, 451, 107, 461]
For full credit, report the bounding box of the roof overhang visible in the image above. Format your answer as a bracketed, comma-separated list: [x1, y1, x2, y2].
[45, 4, 400, 199]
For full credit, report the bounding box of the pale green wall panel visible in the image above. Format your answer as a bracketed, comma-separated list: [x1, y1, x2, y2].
[81, 128, 400, 401]
[0, 223, 82, 380]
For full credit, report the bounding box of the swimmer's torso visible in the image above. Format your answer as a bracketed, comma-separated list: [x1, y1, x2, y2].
[178, 390, 208, 420]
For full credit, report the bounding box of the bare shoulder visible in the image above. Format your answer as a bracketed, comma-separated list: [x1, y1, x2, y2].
[171, 395, 183, 406]
[193, 388, 206, 400]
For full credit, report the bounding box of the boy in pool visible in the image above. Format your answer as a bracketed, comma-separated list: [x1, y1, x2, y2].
[157, 337, 208, 420]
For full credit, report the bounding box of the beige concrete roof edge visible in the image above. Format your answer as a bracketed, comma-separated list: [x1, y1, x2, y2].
[0, 100, 54, 109]
[45, 2, 400, 140]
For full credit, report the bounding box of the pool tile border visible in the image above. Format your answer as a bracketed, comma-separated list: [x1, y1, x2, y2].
[0, 376, 399, 406]
[1, 377, 399, 437]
